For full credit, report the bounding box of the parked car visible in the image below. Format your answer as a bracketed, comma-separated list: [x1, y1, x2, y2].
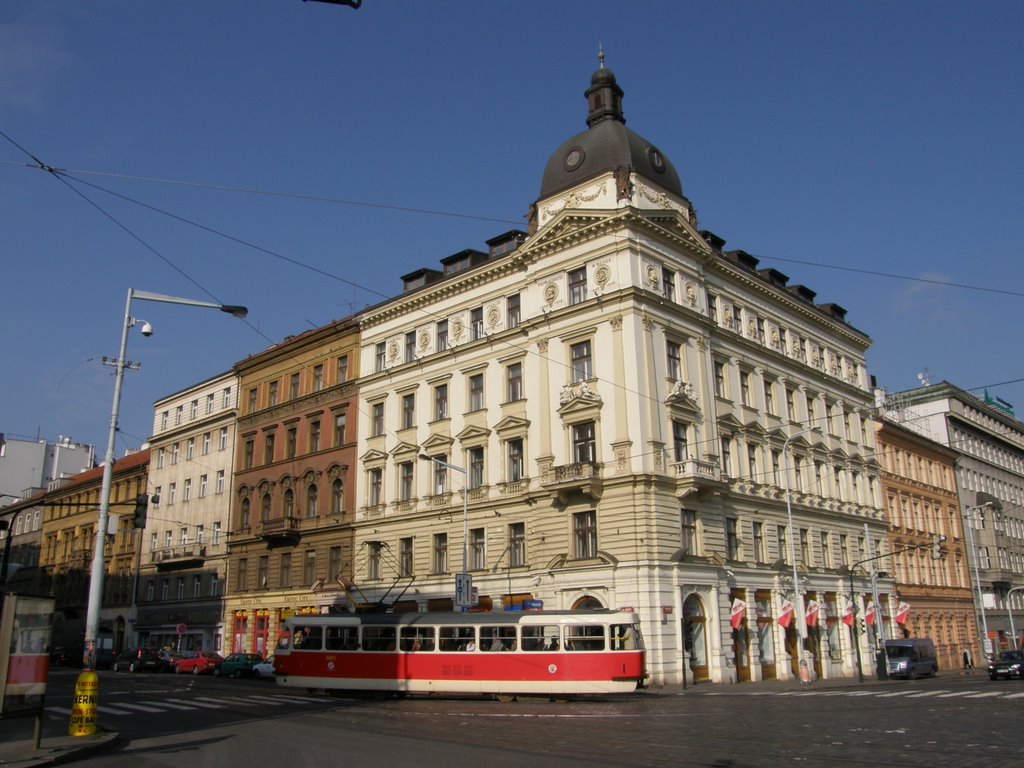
[174, 651, 224, 675]
[988, 650, 1024, 680]
[112, 647, 163, 673]
[251, 656, 276, 680]
[214, 652, 263, 678]
[884, 638, 938, 679]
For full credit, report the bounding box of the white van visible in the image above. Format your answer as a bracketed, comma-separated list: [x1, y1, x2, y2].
[885, 638, 938, 679]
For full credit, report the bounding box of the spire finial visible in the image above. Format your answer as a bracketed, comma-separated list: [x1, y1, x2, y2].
[598, 43, 605, 69]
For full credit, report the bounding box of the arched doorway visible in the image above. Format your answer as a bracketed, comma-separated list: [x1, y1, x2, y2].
[572, 595, 604, 610]
[682, 594, 709, 683]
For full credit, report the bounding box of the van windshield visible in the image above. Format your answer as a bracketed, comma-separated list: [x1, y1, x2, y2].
[886, 646, 913, 658]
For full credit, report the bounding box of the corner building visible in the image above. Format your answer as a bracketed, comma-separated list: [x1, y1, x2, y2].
[353, 61, 887, 686]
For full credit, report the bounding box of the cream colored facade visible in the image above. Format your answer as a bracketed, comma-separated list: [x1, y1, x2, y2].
[136, 372, 239, 652]
[351, 64, 890, 686]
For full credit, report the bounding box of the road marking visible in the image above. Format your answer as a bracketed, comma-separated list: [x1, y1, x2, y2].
[1003, 692, 1024, 699]
[876, 691, 914, 697]
[965, 691, 1004, 698]
[178, 697, 234, 708]
[904, 690, 949, 697]
[937, 690, 976, 697]
[245, 694, 321, 705]
[97, 705, 136, 715]
[46, 706, 72, 716]
[139, 699, 196, 710]
[112, 702, 167, 713]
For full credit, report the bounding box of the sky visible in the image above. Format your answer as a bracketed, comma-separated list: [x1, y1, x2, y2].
[2, 0, 1023, 459]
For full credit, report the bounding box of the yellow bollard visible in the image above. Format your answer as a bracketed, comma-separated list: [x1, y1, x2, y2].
[68, 669, 99, 736]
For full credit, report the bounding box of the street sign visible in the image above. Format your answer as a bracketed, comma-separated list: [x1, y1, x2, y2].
[176, 623, 187, 636]
[455, 573, 473, 609]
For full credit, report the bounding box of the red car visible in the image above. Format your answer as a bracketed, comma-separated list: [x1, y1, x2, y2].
[173, 650, 224, 675]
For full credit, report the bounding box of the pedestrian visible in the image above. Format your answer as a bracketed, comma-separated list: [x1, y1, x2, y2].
[962, 648, 972, 669]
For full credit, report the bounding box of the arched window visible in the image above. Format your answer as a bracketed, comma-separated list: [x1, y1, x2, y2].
[571, 595, 603, 610]
[283, 489, 294, 519]
[331, 478, 344, 515]
[306, 484, 318, 518]
[261, 493, 272, 522]
[240, 498, 250, 529]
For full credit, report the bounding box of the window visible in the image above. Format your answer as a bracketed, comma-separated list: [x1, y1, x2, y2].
[371, 402, 385, 436]
[506, 362, 523, 402]
[215, 470, 225, 494]
[248, 388, 258, 414]
[568, 266, 587, 305]
[662, 267, 675, 302]
[507, 438, 524, 482]
[309, 420, 322, 452]
[223, 387, 232, 408]
[183, 478, 192, 502]
[280, 553, 292, 588]
[764, 380, 775, 414]
[210, 573, 220, 597]
[402, 393, 416, 429]
[177, 577, 186, 599]
[171, 443, 180, 465]
[303, 550, 316, 585]
[268, 381, 279, 407]
[258, 555, 269, 588]
[161, 579, 170, 600]
[469, 447, 485, 489]
[400, 537, 413, 577]
[261, 493, 272, 522]
[367, 542, 381, 580]
[375, 342, 386, 372]
[336, 355, 349, 384]
[434, 384, 449, 420]
[289, 373, 300, 399]
[671, 421, 688, 462]
[740, 370, 752, 406]
[306, 484, 318, 518]
[160, 412, 168, 430]
[779, 525, 790, 564]
[167, 483, 177, 505]
[747, 445, 758, 481]
[157, 448, 165, 469]
[237, 558, 248, 591]
[666, 340, 682, 381]
[286, 427, 297, 459]
[219, 427, 228, 451]
[786, 387, 797, 421]
[432, 455, 448, 495]
[681, 509, 697, 555]
[331, 479, 344, 515]
[436, 320, 448, 352]
[240, 499, 250, 530]
[399, 462, 414, 501]
[264, 432, 275, 465]
[726, 518, 739, 560]
[570, 340, 592, 382]
[433, 533, 448, 573]
[313, 364, 324, 392]
[507, 294, 521, 328]
[572, 421, 596, 464]
[573, 511, 597, 559]
[714, 361, 727, 398]
[329, 546, 342, 580]
[470, 307, 484, 340]
[202, 432, 211, 455]
[752, 521, 765, 563]
[175, 405, 184, 424]
[800, 528, 810, 565]
[707, 292, 718, 321]
[509, 522, 525, 567]
[820, 531, 832, 568]
[405, 331, 416, 363]
[334, 412, 347, 446]
[186, 437, 195, 461]
[368, 469, 383, 506]
[469, 373, 484, 411]
[470, 527, 486, 570]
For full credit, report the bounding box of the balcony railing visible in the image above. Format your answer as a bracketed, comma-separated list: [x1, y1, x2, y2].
[151, 544, 207, 568]
[258, 516, 301, 543]
[540, 462, 602, 503]
[671, 458, 725, 498]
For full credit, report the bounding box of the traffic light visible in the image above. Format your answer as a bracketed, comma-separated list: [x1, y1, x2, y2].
[931, 534, 946, 560]
[131, 494, 149, 529]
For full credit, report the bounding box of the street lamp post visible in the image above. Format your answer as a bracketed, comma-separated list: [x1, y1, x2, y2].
[83, 288, 247, 669]
[782, 426, 814, 672]
[963, 496, 1000, 664]
[418, 453, 469, 611]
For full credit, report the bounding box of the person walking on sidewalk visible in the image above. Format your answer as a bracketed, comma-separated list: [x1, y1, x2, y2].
[962, 648, 973, 669]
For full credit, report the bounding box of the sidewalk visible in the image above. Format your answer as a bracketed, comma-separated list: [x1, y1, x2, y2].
[0, 715, 120, 768]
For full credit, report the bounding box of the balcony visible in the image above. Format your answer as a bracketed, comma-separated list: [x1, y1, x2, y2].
[671, 458, 726, 499]
[540, 462, 602, 504]
[152, 544, 206, 570]
[258, 516, 301, 544]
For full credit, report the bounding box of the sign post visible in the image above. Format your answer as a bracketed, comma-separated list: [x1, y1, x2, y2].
[455, 573, 473, 611]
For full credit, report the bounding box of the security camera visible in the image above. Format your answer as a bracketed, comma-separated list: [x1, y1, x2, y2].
[139, 322, 154, 337]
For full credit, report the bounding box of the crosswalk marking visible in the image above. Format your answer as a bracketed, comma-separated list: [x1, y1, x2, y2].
[938, 690, 976, 697]
[965, 691, 1004, 698]
[1003, 692, 1024, 699]
[876, 691, 913, 697]
[179, 697, 235, 708]
[112, 702, 167, 713]
[140, 700, 196, 710]
[97, 705, 135, 715]
[905, 690, 949, 697]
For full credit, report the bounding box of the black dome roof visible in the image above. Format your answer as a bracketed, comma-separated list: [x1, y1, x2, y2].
[539, 60, 683, 201]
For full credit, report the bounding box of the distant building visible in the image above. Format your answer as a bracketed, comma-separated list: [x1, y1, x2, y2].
[0, 433, 95, 503]
[881, 381, 1024, 653]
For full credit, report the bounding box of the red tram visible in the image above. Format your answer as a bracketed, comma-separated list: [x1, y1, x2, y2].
[273, 610, 646, 697]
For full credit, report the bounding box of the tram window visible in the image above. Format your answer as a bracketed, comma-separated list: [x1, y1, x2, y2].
[325, 625, 359, 651]
[479, 625, 517, 652]
[610, 624, 639, 651]
[400, 627, 436, 652]
[439, 626, 476, 651]
[565, 624, 605, 651]
[362, 626, 397, 651]
[292, 625, 323, 650]
[521, 625, 560, 651]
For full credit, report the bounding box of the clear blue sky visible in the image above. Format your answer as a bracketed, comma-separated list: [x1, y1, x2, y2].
[2, 0, 1022, 456]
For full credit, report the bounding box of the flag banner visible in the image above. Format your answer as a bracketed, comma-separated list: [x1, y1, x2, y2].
[895, 602, 911, 625]
[777, 599, 794, 628]
[841, 601, 854, 626]
[865, 602, 876, 626]
[805, 599, 820, 627]
[730, 599, 746, 630]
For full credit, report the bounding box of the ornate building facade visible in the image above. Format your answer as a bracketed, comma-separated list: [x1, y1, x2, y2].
[349, 60, 889, 686]
[224, 317, 360, 656]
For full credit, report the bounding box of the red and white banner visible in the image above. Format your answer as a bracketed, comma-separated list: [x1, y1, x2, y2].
[841, 601, 855, 626]
[730, 599, 746, 630]
[777, 600, 794, 629]
[805, 599, 820, 628]
[894, 602, 911, 625]
[864, 602, 876, 626]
